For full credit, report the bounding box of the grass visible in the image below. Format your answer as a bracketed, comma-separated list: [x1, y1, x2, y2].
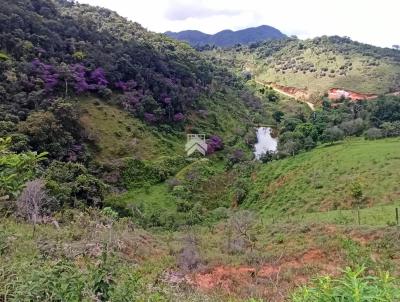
[211, 37, 400, 95]
[2, 209, 400, 301]
[267, 203, 400, 226]
[245, 138, 400, 217]
[79, 98, 185, 162]
[256, 51, 400, 95]
[107, 183, 179, 217]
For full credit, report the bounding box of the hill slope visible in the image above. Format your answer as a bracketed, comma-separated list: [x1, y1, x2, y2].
[245, 138, 400, 216]
[165, 25, 286, 47]
[212, 36, 400, 96]
[0, 0, 269, 163]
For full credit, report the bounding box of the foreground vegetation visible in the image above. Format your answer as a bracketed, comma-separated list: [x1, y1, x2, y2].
[1, 210, 399, 301]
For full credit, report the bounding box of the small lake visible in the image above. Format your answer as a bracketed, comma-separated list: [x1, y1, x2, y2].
[254, 127, 278, 160]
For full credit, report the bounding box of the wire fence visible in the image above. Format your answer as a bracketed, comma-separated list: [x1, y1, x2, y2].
[262, 205, 400, 227]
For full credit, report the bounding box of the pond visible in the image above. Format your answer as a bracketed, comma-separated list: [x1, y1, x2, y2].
[254, 127, 278, 160]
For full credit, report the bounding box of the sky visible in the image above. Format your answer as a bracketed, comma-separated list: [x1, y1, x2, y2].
[77, 0, 398, 48]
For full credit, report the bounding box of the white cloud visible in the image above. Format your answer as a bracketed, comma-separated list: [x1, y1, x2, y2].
[76, 0, 399, 47]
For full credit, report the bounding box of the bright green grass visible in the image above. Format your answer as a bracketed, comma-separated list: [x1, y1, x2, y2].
[107, 183, 178, 216]
[246, 138, 400, 217]
[263, 203, 400, 227]
[79, 98, 185, 161]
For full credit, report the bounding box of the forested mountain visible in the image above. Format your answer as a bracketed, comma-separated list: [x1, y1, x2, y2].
[0, 0, 266, 161]
[0, 0, 212, 124]
[165, 25, 286, 47]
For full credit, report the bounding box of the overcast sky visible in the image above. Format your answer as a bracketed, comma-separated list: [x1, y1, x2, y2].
[77, 0, 398, 48]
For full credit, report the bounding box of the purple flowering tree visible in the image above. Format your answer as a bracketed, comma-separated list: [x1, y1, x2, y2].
[115, 80, 137, 92]
[206, 135, 224, 154]
[70, 64, 89, 93]
[89, 68, 108, 90]
[31, 59, 59, 92]
[144, 112, 157, 123]
[173, 113, 185, 122]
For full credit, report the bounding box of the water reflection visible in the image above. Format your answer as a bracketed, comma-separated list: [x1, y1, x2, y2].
[254, 127, 278, 160]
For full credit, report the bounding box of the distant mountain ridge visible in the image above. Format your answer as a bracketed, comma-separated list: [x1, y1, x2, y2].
[165, 25, 286, 47]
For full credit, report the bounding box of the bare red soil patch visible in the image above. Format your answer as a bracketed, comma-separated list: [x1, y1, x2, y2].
[328, 88, 378, 101]
[185, 248, 340, 300]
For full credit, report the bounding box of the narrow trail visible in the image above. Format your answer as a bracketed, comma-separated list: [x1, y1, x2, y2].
[254, 80, 315, 111]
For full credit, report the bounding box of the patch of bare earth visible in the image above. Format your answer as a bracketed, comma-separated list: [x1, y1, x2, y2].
[173, 248, 341, 301]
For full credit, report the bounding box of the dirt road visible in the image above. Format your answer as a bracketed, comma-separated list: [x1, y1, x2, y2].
[254, 80, 315, 111]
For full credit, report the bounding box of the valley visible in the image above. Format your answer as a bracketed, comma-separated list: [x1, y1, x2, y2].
[0, 0, 400, 301]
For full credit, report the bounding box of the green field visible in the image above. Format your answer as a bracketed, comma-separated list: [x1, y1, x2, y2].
[245, 138, 400, 217]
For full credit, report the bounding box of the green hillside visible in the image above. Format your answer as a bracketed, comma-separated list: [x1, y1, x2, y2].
[245, 138, 400, 217]
[212, 36, 400, 95]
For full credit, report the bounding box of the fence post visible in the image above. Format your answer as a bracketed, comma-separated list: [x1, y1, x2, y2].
[396, 208, 399, 226]
[357, 207, 361, 225]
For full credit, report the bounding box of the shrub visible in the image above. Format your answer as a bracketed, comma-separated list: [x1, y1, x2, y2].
[0, 137, 47, 200]
[177, 234, 202, 272]
[45, 161, 106, 208]
[339, 118, 365, 136]
[16, 179, 55, 225]
[292, 267, 400, 301]
[364, 127, 383, 140]
[122, 156, 186, 189]
[381, 121, 400, 137]
[322, 126, 345, 143]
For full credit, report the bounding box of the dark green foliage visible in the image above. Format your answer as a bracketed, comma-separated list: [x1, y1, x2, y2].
[381, 121, 400, 137]
[122, 156, 186, 189]
[0, 0, 235, 126]
[272, 110, 284, 123]
[45, 161, 106, 208]
[0, 137, 47, 200]
[18, 111, 74, 159]
[275, 96, 400, 157]
[370, 97, 400, 124]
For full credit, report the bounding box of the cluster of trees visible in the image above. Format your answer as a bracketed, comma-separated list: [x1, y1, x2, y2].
[273, 96, 400, 158]
[0, 0, 267, 227]
[0, 0, 243, 127]
[0, 136, 106, 217]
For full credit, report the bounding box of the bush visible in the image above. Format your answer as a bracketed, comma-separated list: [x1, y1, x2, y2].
[339, 118, 365, 136]
[292, 267, 400, 301]
[322, 126, 344, 143]
[0, 137, 47, 200]
[45, 161, 106, 208]
[364, 127, 383, 140]
[122, 156, 186, 189]
[381, 121, 400, 137]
